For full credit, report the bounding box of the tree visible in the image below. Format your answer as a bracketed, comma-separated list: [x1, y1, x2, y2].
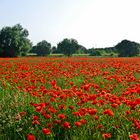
[115, 39, 140, 57]
[30, 46, 36, 53]
[0, 24, 32, 57]
[76, 45, 88, 54]
[88, 48, 102, 56]
[51, 46, 57, 54]
[57, 38, 80, 56]
[34, 40, 51, 56]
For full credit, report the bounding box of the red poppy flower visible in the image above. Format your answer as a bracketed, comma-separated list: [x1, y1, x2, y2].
[57, 114, 66, 120]
[102, 109, 114, 116]
[19, 111, 26, 117]
[74, 121, 82, 127]
[32, 120, 40, 125]
[102, 133, 111, 139]
[62, 122, 70, 129]
[80, 119, 87, 124]
[42, 128, 51, 135]
[32, 116, 38, 120]
[69, 105, 74, 110]
[129, 133, 139, 140]
[27, 134, 35, 140]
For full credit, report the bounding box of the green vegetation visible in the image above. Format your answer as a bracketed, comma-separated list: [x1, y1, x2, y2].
[57, 38, 81, 57]
[31, 40, 51, 56]
[115, 39, 140, 57]
[0, 24, 140, 57]
[0, 24, 32, 57]
[0, 57, 140, 139]
[89, 47, 118, 57]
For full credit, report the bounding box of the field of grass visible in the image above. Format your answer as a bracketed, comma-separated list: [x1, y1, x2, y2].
[27, 53, 90, 57]
[0, 57, 140, 140]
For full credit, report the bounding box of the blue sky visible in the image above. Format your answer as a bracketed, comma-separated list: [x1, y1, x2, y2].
[0, 0, 140, 48]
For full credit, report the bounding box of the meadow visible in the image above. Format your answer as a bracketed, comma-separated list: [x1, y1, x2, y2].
[0, 57, 140, 140]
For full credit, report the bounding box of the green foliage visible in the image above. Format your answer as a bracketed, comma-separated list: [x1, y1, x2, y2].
[115, 39, 140, 57]
[57, 38, 80, 56]
[33, 40, 51, 56]
[89, 49, 102, 56]
[0, 24, 32, 57]
[88, 47, 118, 57]
[76, 45, 88, 54]
[51, 46, 57, 54]
[1, 23, 140, 58]
[104, 47, 117, 54]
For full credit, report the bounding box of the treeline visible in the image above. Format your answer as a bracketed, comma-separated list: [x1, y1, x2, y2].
[89, 40, 140, 57]
[0, 24, 140, 57]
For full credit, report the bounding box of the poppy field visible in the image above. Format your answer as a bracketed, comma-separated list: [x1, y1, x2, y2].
[0, 57, 140, 140]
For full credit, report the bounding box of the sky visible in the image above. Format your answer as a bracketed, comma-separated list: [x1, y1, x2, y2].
[0, 0, 140, 48]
